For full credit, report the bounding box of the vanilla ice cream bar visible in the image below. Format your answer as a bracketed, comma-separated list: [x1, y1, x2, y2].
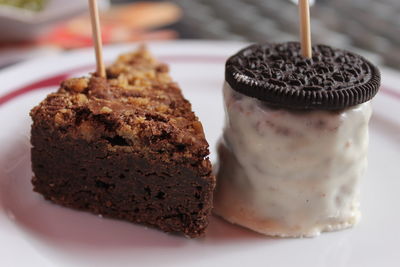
[214, 42, 380, 237]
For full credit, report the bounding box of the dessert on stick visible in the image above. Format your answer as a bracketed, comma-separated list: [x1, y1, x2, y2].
[30, 0, 215, 237]
[214, 1, 381, 237]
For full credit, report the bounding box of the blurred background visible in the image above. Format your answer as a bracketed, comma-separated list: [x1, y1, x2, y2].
[0, 0, 399, 70]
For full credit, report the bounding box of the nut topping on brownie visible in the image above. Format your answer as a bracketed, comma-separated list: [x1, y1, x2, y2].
[30, 46, 215, 238]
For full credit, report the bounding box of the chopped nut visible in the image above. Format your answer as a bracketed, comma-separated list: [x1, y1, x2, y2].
[63, 78, 88, 93]
[100, 106, 113, 114]
[178, 133, 195, 144]
[76, 94, 88, 105]
[128, 97, 150, 106]
[117, 125, 137, 140]
[133, 76, 152, 88]
[54, 109, 72, 127]
[117, 75, 129, 88]
[155, 104, 168, 113]
[144, 70, 156, 80]
[158, 73, 172, 83]
[135, 116, 146, 124]
[54, 112, 65, 126]
[192, 121, 204, 134]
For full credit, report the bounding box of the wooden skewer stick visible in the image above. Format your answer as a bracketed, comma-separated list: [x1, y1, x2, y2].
[88, 0, 106, 78]
[298, 0, 312, 58]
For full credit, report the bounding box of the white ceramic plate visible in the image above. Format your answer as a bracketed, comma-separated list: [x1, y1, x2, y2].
[0, 41, 399, 267]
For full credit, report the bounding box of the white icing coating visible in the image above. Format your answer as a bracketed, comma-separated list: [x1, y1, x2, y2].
[214, 82, 372, 237]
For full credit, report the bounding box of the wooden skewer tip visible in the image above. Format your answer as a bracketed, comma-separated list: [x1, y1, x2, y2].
[298, 0, 312, 59]
[88, 0, 106, 78]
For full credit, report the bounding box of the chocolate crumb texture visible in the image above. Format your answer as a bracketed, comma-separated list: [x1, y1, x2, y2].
[30, 46, 215, 238]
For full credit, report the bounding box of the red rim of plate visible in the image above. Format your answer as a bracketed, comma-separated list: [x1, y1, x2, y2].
[0, 55, 399, 106]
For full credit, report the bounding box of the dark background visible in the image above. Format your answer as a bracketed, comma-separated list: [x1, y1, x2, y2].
[111, 0, 400, 70]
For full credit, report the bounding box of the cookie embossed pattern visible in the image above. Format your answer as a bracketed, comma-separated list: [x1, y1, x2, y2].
[225, 42, 380, 110]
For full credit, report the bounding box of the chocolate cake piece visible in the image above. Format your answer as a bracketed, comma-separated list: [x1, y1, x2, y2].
[30, 47, 215, 238]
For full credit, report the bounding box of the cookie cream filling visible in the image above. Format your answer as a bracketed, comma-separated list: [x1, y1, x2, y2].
[214, 82, 372, 237]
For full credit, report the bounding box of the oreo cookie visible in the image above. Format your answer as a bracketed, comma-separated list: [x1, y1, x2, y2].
[225, 42, 381, 110]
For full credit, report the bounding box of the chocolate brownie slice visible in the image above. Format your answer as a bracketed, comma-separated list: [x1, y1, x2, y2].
[30, 46, 215, 237]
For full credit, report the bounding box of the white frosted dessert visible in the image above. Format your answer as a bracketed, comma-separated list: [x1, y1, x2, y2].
[215, 42, 380, 237]
[214, 83, 372, 237]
